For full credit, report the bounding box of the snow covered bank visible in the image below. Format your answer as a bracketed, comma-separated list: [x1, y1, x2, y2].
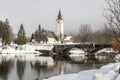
[96, 48, 118, 54]
[115, 54, 120, 62]
[35, 44, 54, 51]
[0, 43, 54, 54]
[43, 63, 120, 80]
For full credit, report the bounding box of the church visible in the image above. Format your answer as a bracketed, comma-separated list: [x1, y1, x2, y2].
[56, 10, 64, 43]
[32, 10, 73, 44]
[56, 10, 74, 44]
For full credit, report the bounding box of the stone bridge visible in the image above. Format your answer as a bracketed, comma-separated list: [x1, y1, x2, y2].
[54, 43, 112, 55]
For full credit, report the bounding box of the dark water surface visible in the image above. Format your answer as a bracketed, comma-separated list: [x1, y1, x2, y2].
[0, 53, 115, 80]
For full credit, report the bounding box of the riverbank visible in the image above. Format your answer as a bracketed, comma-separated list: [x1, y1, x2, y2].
[43, 54, 120, 80]
[0, 43, 118, 80]
[0, 43, 54, 54]
[43, 62, 120, 80]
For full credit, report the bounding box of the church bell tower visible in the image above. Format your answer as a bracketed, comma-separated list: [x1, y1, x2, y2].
[56, 10, 64, 43]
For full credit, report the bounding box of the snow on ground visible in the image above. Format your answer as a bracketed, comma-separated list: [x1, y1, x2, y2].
[20, 43, 54, 51]
[96, 48, 118, 54]
[44, 63, 120, 80]
[115, 54, 120, 62]
[35, 44, 54, 51]
[0, 43, 54, 54]
[0, 43, 54, 65]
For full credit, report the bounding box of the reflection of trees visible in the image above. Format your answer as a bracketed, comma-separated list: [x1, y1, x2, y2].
[30, 61, 47, 79]
[16, 60, 26, 80]
[0, 59, 13, 80]
[30, 60, 54, 80]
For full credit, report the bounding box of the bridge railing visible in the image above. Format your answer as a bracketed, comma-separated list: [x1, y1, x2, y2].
[53, 43, 112, 53]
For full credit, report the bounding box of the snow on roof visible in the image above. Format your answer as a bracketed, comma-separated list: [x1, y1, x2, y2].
[64, 36, 72, 41]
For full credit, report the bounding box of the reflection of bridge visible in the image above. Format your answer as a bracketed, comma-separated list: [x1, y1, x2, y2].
[54, 43, 112, 55]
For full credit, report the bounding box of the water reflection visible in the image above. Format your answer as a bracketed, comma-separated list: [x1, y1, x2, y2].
[56, 61, 65, 75]
[95, 52, 116, 62]
[30, 61, 42, 79]
[30, 56, 54, 80]
[0, 52, 115, 80]
[69, 56, 87, 63]
[16, 60, 26, 80]
[0, 58, 13, 80]
[31, 57, 54, 68]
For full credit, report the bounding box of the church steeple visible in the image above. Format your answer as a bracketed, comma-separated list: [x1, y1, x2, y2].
[56, 10, 64, 43]
[57, 10, 62, 20]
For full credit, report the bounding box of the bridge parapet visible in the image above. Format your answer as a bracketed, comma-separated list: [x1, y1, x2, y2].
[54, 43, 112, 54]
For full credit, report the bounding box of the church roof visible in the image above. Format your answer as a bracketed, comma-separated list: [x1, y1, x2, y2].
[43, 30, 58, 41]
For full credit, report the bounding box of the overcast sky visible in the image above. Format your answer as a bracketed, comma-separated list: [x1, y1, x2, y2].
[0, 0, 106, 37]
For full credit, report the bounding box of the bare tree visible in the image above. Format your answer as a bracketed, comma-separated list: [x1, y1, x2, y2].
[104, 0, 120, 43]
[92, 27, 111, 44]
[79, 24, 93, 43]
[73, 24, 112, 43]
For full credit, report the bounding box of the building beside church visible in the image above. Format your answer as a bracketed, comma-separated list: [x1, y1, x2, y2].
[64, 36, 74, 43]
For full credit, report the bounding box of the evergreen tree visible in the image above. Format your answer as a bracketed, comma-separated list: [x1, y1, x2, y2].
[30, 33, 35, 42]
[34, 30, 38, 42]
[3, 19, 11, 45]
[34, 25, 46, 43]
[38, 24, 41, 33]
[42, 28, 44, 33]
[0, 19, 14, 45]
[0, 21, 3, 38]
[34, 25, 43, 42]
[16, 24, 26, 45]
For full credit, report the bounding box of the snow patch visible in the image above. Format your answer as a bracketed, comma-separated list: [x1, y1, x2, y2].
[44, 63, 120, 80]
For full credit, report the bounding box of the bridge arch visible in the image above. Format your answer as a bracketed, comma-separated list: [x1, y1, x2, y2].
[69, 48, 86, 54]
[54, 43, 112, 55]
[95, 48, 117, 56]
[62, 47, 86, 53]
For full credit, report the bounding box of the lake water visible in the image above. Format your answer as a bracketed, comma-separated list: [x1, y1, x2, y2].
[0, 53, 115, 80]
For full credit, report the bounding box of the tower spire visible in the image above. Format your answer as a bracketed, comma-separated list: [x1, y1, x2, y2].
[57, 10, 62, 20]
[56, 10, 64, 43]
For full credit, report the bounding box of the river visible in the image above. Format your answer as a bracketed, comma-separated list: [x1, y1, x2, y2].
[0, 53, 115, 80]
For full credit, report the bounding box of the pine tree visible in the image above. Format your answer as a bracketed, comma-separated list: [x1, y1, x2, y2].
[3, 19, 11, 45]
[42, 28, 44, 33]
[38, 24, 41, 33]
[2, 24, 9, 45]
[30, 33, 35, 42]
[34, 25, 46, 43]
[16, 24, 26, 45]
[0, 21, 3, 38]
[0, 19, 14, 45]
[34, 30, 38, 41]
